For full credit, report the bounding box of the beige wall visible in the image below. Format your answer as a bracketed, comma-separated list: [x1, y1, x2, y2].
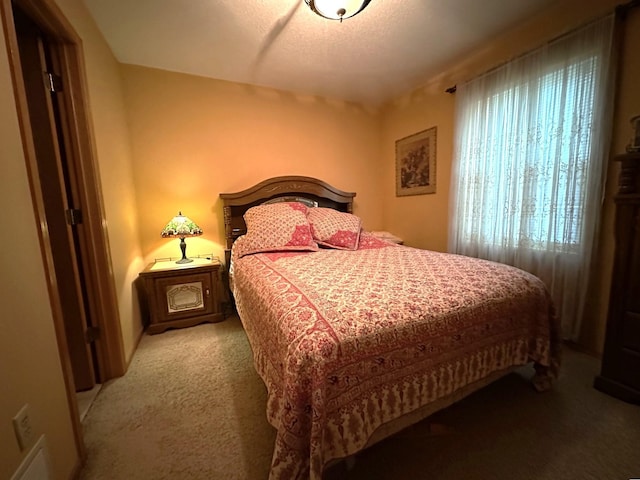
[381, 0, 640, 354]
[0, 0, 142, 478]
[0, 24, 77, 479]
[0, 8, 78, 479]
[381, 88, 455, 252]
[120, 65, 384, 264]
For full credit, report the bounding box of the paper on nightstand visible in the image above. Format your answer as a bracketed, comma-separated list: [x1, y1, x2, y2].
[149, 257, 217, 271]
[370, 231, 403, 244]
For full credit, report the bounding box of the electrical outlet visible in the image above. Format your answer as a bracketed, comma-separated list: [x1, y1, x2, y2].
[13, 404, 34, 451]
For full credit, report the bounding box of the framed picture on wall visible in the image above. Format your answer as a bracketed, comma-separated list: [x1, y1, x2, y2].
[395, 126, 437, 196]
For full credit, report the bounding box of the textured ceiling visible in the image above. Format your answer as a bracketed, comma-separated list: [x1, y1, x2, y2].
[82, 0, 557, 106]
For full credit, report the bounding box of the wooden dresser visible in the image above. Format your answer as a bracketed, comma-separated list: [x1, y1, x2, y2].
[594, 151, 640, 404]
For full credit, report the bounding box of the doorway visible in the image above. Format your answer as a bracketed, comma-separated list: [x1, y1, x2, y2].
[12, 3, 98, 392]
[1, 0, 128, 464]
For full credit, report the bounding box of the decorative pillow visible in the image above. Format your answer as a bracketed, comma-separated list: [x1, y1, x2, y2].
[307, 207, 362, 250]
[234, 202, 318, 258]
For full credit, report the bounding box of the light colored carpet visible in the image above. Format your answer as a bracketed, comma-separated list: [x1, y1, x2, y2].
[80, 316, 640, 480]
[80, 316, 275, 480]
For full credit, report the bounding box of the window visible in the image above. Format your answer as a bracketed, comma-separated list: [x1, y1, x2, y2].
[449, 15, 614, 339]
[455, 55, 600, 254]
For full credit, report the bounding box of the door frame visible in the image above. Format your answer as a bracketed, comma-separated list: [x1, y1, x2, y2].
[0, 0, 126, 461]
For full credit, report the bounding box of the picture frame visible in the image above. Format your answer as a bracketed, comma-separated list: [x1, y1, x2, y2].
[396, 126, 437, 196]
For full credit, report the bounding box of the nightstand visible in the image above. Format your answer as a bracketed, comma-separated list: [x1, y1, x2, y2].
[139, 257, 224, 334]
[370, 231, 404, 244]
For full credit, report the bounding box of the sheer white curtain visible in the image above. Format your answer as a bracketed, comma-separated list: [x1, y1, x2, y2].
[449, 15, 616, 340]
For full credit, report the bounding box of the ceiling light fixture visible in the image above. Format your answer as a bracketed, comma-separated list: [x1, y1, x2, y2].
[305, 0, 372, 22]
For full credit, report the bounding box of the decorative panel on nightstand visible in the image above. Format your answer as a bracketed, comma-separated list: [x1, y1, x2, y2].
[594, 152, 640, 403]
[139, 258, 224, 334]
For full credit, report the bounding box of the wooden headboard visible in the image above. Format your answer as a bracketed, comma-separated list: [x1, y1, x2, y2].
[219, 175, 356, 254]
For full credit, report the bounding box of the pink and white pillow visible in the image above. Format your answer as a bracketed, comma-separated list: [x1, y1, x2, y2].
[307, 207, 362, 250]
[234, 202, 318, 258]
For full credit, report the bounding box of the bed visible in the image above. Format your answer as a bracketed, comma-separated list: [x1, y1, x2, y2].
[220, 176, 560, 480]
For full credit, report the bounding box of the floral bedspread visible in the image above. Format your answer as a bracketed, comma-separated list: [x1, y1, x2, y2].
[231, 234, 560, 480]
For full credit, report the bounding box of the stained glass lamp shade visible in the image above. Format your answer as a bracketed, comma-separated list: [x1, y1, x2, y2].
[161, 212, 203, 264]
